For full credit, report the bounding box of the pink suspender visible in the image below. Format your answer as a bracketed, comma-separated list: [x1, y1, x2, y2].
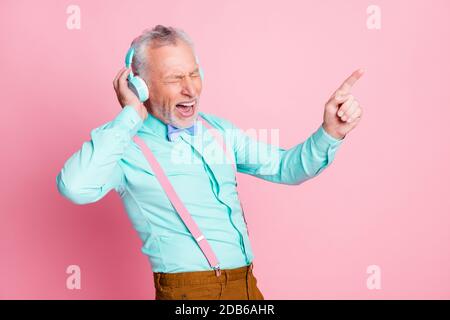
[197, 118, 250, 236]
[133, 115, 237, 277]
[200, 118, 250, 237]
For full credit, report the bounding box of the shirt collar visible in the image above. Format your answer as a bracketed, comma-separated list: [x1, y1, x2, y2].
[139, 112, 202, 142]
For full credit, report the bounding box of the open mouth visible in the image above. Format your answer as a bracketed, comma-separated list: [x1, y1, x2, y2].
[175, 100, 196, 117]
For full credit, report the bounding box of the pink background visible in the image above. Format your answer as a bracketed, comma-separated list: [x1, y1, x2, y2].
[1, 0, 449, 299]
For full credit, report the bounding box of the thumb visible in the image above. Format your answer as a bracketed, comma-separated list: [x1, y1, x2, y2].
[328, 92, 351, 106]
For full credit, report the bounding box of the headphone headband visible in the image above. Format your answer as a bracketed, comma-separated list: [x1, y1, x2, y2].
[125, 47, 135, 78]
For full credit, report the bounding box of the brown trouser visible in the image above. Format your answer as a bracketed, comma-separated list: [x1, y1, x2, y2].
[153, 263, 264, 300]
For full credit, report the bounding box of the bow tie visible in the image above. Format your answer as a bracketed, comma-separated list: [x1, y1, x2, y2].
[167, 122, 198, 142]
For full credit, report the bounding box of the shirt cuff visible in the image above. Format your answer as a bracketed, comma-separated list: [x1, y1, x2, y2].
[311, 124, 345, 161]
[110, 105, 143, 136]
[314, 124, 345, 145]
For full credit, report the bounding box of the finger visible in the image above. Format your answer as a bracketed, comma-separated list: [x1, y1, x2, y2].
[347, 106, 362, 123]
[336, 95, 354, 117]
[114, 67, 127, 85]
[338, 100, 356, 122]
[336, 68, 364, 95]
[118, 68, 132, 91]
[327, 92, 351, 108]
[340, 100, 359, 122]
[113, 67, 127, 90]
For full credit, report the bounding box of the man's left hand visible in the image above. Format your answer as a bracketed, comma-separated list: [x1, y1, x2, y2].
[322, 69, 365, 140]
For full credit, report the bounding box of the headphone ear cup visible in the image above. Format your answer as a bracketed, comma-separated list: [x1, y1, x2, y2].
[128, 76, 149, 102]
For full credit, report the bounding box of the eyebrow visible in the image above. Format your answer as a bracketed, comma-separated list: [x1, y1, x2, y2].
[164, 67, 199, 79]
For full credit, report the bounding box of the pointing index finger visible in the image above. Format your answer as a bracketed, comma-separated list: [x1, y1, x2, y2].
[337, 68, 364, 95]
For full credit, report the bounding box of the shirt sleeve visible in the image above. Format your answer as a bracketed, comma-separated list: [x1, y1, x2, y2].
[56, 106, 143, 204]
[232, 122, 345, 185]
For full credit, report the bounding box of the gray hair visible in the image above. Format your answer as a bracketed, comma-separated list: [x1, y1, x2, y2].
[130, 25, 197, 82]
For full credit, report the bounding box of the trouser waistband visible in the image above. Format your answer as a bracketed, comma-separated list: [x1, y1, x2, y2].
[154, 263, 254, 287]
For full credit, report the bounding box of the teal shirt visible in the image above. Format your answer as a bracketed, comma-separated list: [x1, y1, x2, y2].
[56, 106, 344, 273]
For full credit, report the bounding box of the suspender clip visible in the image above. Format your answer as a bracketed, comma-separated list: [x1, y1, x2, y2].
[213, 265, 221, 277]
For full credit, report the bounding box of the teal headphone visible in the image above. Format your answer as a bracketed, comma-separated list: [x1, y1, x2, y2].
[125, 46, 204, 102]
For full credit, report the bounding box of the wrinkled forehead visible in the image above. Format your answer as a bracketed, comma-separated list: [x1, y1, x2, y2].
[147, 41, 198, 78]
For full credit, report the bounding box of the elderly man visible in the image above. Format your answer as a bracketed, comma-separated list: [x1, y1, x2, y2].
[56, 25, 363, 300]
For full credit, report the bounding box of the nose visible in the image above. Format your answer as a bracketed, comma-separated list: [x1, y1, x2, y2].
[181, 76, 197, 97]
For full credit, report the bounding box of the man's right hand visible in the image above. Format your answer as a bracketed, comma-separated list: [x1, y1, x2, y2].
[113, 67, 149, 121]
